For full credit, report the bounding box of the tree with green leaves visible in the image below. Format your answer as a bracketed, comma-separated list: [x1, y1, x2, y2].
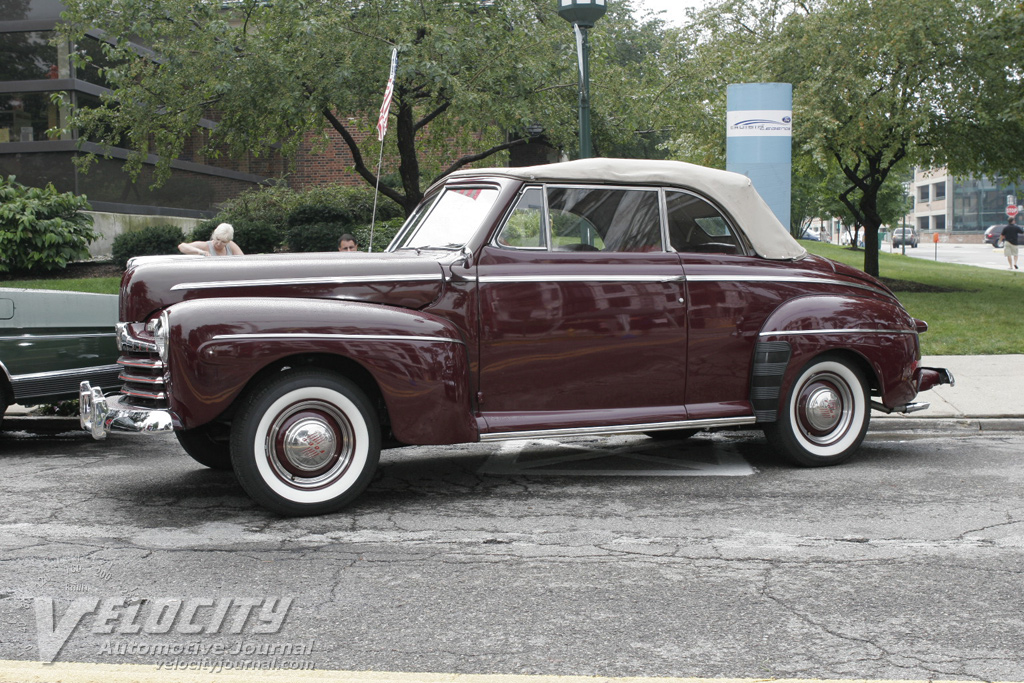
[57, 0, 667, 215]
[662, 0, 1024, 277]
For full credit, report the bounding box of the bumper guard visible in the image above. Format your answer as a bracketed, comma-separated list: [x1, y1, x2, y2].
[870, 367, 956, 415]
[79, 381, 175, 440]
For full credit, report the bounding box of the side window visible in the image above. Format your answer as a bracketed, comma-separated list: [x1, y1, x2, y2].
[496, 188, 546, 249]
[666, 191, 742, 255]
[546, 187, 662, 252]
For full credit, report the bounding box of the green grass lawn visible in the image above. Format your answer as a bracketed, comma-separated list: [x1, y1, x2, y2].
[802, 241, 1024, 356]
[4, 246, 1021, 356]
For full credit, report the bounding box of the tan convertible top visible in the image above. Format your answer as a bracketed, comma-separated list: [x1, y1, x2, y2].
[446, 158, 806, 260]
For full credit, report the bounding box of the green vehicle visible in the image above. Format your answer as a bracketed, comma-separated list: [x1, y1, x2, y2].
[0, 288, 120, 426]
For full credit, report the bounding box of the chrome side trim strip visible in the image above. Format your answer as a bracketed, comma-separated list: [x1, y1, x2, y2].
[0, 333, 115, 342]
[10, 363, 121, 381]
[479, 416, 756, 442]
[479, 274, 685, 284]
[686, 274, 887, 296]
[210, 332, 465, 345]
[760, 328, 918, 337]
[170, 273, 444, 291]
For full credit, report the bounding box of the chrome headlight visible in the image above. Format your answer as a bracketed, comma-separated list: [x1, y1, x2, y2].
[146, 310, 170, 363]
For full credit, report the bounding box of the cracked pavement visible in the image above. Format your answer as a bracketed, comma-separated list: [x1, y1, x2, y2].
[1, 424, 1023, 680]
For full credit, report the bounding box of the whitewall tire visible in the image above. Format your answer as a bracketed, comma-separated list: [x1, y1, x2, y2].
[231, 369, 380, 516]
[764, 354, 870, 467]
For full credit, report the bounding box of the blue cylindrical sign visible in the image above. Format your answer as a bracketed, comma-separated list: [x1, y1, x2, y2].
[726, 83, 793, 231]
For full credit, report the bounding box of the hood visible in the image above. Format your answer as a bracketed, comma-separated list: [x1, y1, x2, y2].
[120, 252, 446, 323]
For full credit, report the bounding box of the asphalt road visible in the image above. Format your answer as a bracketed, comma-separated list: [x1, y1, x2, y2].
[883, 239, 1009, 271]
[1, 421, 1023, 681]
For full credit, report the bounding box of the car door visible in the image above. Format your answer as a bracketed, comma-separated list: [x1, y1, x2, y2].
[665, 189, 795, 420]
[475, 184, 690, 435]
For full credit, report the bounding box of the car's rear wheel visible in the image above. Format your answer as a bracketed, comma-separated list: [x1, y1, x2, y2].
[230, 369, 380, 516]
[764, 354, 869, 467]
[176, 424, 232, 470]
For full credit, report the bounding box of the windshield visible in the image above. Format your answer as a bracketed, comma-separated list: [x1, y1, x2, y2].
[392, 187, 500, 251]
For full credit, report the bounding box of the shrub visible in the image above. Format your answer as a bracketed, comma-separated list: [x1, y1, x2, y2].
[189, 182, 404, 254]
[0, 175, 97, 274]
[111, 224, 186, 269]
[350, 218, 406, 252]
[284, 186, 404, 253]
[186, 219, 219, 243]
[233, 220, 284, 254]
[285, 222, 342, 253]
[189, 219, 283, 254]
[217, 183, 297, 229]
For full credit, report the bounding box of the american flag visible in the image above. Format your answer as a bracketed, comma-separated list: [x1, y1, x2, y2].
[376, 48, 398, 142]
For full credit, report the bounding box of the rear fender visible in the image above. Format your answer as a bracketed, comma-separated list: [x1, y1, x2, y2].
[753, 294, 922, 420]
[164, 297, 476, 444]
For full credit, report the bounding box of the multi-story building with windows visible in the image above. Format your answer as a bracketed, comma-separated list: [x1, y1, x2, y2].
[1, 0, 289, 224]
[910, 167, 1021, 240]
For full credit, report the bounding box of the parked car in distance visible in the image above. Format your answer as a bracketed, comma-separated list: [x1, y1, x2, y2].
[891, 227, 919, 248]
[800, 226, 821, 241]
[79, 159, 954, 516]
[1, 288, 120, 427]
[985, 224, 1005, 248]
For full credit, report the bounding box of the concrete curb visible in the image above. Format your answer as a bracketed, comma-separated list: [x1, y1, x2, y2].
[870, 417, 1024, 433]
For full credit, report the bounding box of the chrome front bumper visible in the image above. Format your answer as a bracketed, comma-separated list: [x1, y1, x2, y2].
[79, 381, 175, 440]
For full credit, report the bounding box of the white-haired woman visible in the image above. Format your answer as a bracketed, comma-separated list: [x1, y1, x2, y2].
[178, 222, 244, 257]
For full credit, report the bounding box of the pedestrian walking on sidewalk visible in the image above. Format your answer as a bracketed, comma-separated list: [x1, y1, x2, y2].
[1001, 218, 1022, 270]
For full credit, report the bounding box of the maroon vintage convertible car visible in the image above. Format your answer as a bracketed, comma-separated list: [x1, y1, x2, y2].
[80, 159, 953, 515]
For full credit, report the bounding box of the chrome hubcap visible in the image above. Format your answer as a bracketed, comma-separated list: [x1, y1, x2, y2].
[804, 387, 842, 431]
[796, 372, 854, 445]
[266, 400, 355, 489]
[282, 418, 338, 472]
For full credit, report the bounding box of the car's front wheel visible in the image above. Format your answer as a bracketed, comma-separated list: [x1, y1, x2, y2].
[231, 369, 380, 516]
[764, 354, 869, 467]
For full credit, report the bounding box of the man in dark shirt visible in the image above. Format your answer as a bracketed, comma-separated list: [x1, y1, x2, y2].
[1001, 218, 1023, 270]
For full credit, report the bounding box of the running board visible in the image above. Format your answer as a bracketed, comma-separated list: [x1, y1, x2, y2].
[479, 416, 757, 442]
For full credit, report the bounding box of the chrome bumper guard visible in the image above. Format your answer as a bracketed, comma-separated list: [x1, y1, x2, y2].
[870, 367, 955, 415]
[79, 381, 175, 440]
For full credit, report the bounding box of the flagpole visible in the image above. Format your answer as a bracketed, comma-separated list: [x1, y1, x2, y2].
[369, 47, 398, 254]
[369, 143, 385, 253]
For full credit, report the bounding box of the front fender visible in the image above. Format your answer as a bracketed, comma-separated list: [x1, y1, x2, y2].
[753, 294, 922, 419]
[164, 297, 476, 444]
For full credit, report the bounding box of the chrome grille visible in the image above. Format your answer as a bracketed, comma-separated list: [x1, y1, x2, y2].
[116, 323, 168, 408]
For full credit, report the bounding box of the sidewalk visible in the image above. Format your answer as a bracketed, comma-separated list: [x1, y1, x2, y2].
[870, 354, 1024, 433]
[874, 354, 1023, 420]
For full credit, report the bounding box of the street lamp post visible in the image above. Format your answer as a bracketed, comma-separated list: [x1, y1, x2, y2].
[557, 0, 606, 159]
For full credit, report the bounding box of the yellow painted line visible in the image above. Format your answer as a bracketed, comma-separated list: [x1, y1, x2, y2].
[0, 662, 1016, 683]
